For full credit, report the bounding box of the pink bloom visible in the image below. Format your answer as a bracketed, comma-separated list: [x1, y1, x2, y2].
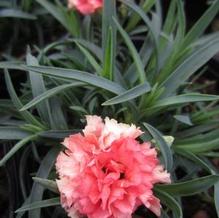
[68, 0, 103, 15]
[56, 116, 171, 218]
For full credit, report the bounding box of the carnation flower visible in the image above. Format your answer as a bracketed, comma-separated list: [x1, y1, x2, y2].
[56, 115, 171, 218]
[68, 0, 102, 15]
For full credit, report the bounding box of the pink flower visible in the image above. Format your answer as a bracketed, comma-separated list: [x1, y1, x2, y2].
[56, 116, 171, 218]
[68, 0, 103, 15]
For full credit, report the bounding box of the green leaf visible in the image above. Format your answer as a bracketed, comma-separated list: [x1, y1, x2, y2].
[23, 65, 125, 94]
[174, 115, 193, 126]
[155, 188, 183, 218]
[163, 0, 177, 34]
[102, 82, 151, 105]
[39, 130, 78, 139]
[119, 0, 159, 47]
[4, 70, 45, 129]
[143, 123, 173, 171]
[204, 152, 219, 158]
[75, 43, 102, 74]
[102, 27, 114, 80]
[156, 175, 219, 196]
[32, 177, 58, 193]
[36, 0, 79, 36]
[16, 197, 31, 218]
[124, 37, 153, 85]
[102, 0, 116, 43]
[153, 93, 219, 108]
[49, 97, 67, 130]
[26, 51, 52, 125]
[74, 39, 103, 60]
[0, 134, 37, 166]
[176, 122, 219, 138]
[183, 0, 219, 46]
[175, 148, 214, 174]
[15, 197, 60, 213]
[113, 17, 146, 83]
[0, 127, 30, 140]
[174, 137, 219, 153]
[0, 9, 36, 19]
[215, 181, 219, 217]
[19, 147, 32, 199]
[70, 106, 88, 114]
[175, 0, 186, 42]
[102, 0, 116, 80]
[126, 0, 156, 32]
[28, 147, 60, 218]
[0, 1, 11, 7]
[161, 37, 219, 96]
[21, 82, 82, 111]
[0, 61, 23, 69]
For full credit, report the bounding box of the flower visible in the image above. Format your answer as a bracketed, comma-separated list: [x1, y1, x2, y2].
[56, 115, 171, 218]
[68, 0, 103, 15]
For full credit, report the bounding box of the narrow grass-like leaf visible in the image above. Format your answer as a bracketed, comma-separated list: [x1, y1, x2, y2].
[75, 43, 102, 74]
[4, 70, 45, 129]
[49, 98, 67, 130]
[175, 0, 186, 41]
[102, 27, 114, 80]
[39, 130, 78, 139]
[157, 35, 174, 73]
[0, 61, 23, 69]
[70, 106, 88, 114]
[176, 122, 219, 138]
[32, 177, 58, 193]
[0, 9, 36, 19]
[192, 106, 219, 123]
[102, 82, 151, 105]
[175, 148, 214, 174]
[124, 37, 153, 85]
[28, 147, 59, 218]
[36, 0, 79, 36]
[174, 115, 193, 126]
[126, 0, 156, 32]
[20, 82, 83, 111]
[21, 0, 33, 11]
[161, 37, 219, 96]
[204, 152, 219, 158]
[120, 0, 160, 77]
[102, 0, 116, 80]
[215, 182, 219, 217]
[113, 17, 146, 83]
[182, 0, 219, 46]
[26, 52, 51, 125]
[37, 39, 102, 62]
[155, 188, 183, 218]
[174, 138, 219, 153]
[156, 175, 219, 196]
[0, 127, 30, 140]
[19, 147, 31, 199]
[102, 0, 116, 51]
[119, 0, 159, 46]
[0, 1, 11, 7]
[74, 39, 103, 60]
[143, 123, 173, 171]
[16, 197, 30, 218]
[0, 134, 37, 166]
[23, 66, 125, 94]
[163, 0, 177, 34]
[15, 197, 60, 213]
[153, 93, 219, 108]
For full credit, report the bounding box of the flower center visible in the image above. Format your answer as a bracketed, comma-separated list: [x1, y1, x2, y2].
[101, 166, 125, 180]
[102, 167, 107, 173]
[120, 172, 125, 179]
